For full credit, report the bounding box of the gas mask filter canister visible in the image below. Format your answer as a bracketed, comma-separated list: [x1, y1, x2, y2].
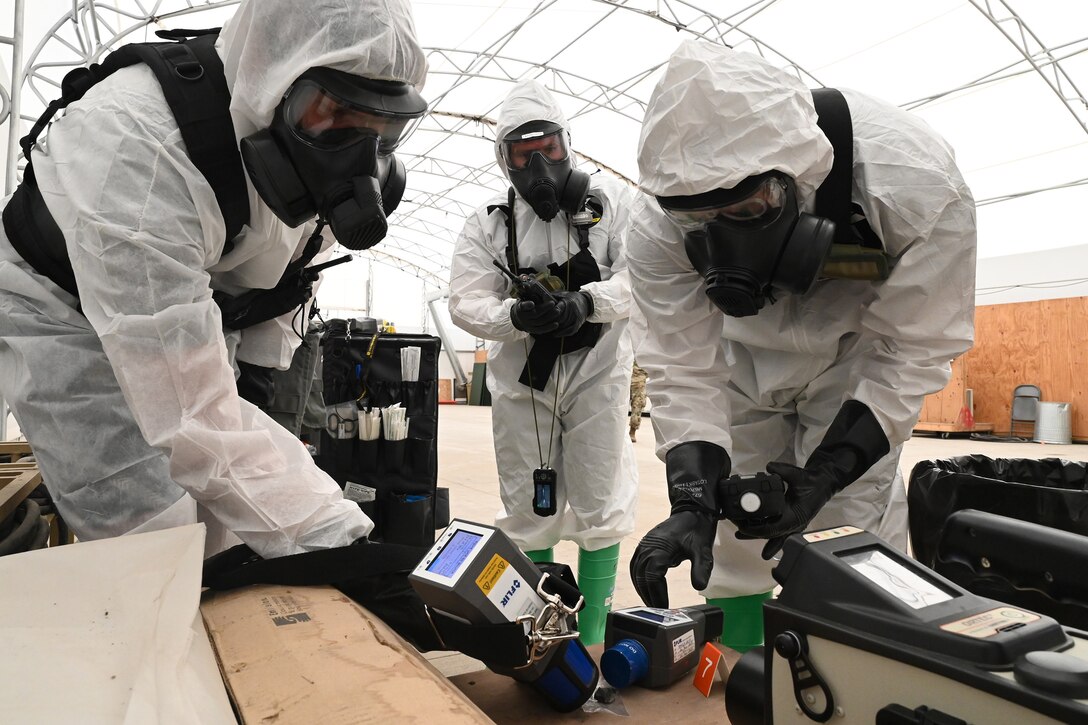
[658, 172, 835, 317]
[240, 67, 427, 250]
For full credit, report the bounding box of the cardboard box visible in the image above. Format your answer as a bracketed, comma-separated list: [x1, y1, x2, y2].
[201, 585, 492, 724]
[439, 378, 454, 402]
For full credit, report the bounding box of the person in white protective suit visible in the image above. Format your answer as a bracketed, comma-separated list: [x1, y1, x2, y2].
[0, 0, 428, 559]
[448, 79, 638, 645]
[627, 41, 976, 652]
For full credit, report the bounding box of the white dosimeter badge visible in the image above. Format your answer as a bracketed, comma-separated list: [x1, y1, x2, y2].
[409, 520, 599, 712]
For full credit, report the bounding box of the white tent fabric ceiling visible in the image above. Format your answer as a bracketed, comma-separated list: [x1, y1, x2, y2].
[4, 0, 1088, 294]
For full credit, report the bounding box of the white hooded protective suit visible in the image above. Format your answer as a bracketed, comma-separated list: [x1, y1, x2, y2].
[448, 80, 638, 551]
[0, 0, 428, 557]
[629, 41, 976, 597]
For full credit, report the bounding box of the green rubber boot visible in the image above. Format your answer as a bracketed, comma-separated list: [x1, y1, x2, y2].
[707, 592, 773, 653]
[524, 547, 554, 564]
[577, 543, 620, 646]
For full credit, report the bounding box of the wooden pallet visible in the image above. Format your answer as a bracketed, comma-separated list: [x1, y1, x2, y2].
[0, 441, 34, 463]
[0, 459, 42, 524]
[913, 421, 995, 439]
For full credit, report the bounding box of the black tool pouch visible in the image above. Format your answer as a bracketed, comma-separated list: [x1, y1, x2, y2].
[316, 322, 443, 546]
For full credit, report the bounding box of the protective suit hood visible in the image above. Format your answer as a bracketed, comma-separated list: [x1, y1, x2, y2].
[212, 0, 428, 285]
[637, 40, 832, 204]
[493, 79, 570, 180]
[218, 0, 428, 139]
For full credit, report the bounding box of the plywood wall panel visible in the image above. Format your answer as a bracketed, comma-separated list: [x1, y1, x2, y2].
[958, 297, 1087, 440]
[917, 357, 967, 427]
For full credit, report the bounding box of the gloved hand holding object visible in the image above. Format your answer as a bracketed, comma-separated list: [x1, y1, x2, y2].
[493, 259, 563, 334]
[550, 290, 593, 337]
[718, 471, 788, 526]
[510, 298, 561, 334]
[630, 441, 731, 608]
[737, 400, 890, 559]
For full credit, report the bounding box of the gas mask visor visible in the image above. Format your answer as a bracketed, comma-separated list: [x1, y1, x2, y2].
[501, 121, 588, 222]
[657, 172, 789, 232]
[243, 67, 427, 250]
[500, 121, 570, 171]
[284, 68, 425, 153]
[658, 172, 833, 318]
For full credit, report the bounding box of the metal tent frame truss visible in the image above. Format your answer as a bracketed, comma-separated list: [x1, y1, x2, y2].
[2, 0, 1088, 425]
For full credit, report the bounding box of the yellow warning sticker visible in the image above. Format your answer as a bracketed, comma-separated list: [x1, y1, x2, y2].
[940, 607, 1040, 639]
[475, 554, 509, 595]
[803, 526, 863, 543]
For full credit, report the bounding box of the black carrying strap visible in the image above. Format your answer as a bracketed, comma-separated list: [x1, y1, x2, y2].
[506, 187, 519, 271]
[24, 31, 249, 242]
[2, 164, 80, 296]
[202, 540, 428, 591]
[4, 30, 249, 299]
[213, 224, 328, 331]
[427, 563, 584, 667]
[810, 88, 881, 249]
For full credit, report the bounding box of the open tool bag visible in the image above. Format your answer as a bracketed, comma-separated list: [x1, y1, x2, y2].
[317, 319, 445, 546]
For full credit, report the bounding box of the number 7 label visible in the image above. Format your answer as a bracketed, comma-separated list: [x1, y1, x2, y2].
[693, 641, 726, 697]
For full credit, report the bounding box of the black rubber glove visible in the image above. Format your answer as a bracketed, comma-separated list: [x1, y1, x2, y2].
[737, 400, 890, 560]
[510, 298, 561, 334]
[631, 441, 730, 608]
[551, 290, 593, 337]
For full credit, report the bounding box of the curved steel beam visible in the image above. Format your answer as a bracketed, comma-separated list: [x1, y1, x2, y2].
[966, 0, 1088, 136]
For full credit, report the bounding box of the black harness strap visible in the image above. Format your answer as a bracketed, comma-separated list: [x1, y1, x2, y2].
[149, 34, 250, 242]
[486, 188, 520, 274]
[202, 541, 429, 591]
[811, 88, 882, 249]
[3, 30, 249, 298]
[489, 190, 606, 391]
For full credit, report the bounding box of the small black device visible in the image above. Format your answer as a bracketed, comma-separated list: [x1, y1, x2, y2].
[719, 472, 787, 525]
[600, 604, 724, 689]
[533, 467, 558, 517]
[492, 259, 553, 306]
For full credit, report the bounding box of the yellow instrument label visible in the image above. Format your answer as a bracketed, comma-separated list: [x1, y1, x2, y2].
[475, 554, 509, 595]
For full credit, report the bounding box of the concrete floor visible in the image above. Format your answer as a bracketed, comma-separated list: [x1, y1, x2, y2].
[427, 403, 1086, 676]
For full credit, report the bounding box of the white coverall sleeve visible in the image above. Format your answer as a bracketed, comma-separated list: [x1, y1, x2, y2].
[849, 185, 977, 448]
[448, 209, 528, 342]
[627, 195, 733, 459]
[581, 183, 633, 324]
[63, 105, 370, 558]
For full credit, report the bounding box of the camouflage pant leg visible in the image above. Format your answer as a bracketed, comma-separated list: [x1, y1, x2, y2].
[629, 364, 648, 432]
[629, 387, 647, 431]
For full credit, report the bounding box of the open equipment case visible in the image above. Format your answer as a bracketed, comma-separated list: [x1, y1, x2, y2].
[316, 319, 446, 546]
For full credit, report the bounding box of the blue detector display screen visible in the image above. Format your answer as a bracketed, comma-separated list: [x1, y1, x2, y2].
[426, 530, 483, 578]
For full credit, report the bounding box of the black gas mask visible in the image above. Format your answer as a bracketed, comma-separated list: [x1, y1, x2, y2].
[240, 67, 427, 250]
[501, 121, 590, 222]
[658, 172, 835, 317]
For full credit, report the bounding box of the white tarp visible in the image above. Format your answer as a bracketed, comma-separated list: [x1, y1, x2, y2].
[0, 524, 234, 725]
